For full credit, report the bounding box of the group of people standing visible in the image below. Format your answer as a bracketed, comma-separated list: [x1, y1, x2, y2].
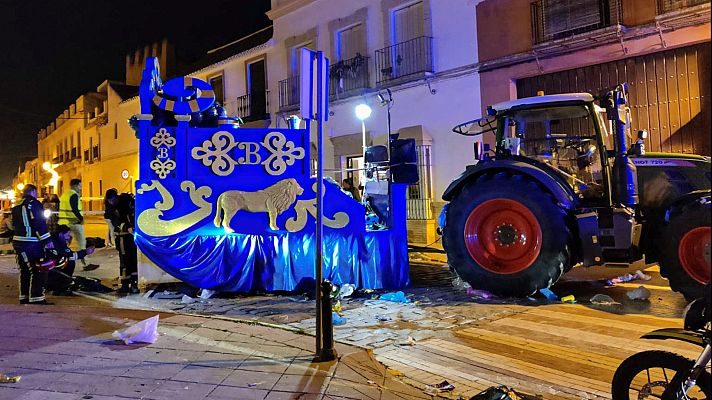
[10, 179, 138, 304]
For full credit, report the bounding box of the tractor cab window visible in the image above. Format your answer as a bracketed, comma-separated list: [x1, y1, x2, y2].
[505, 105, 604, 196]
[596, 107, 615, 154]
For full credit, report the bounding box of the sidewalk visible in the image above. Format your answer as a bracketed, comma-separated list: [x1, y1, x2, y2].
[0, 303, 431, 400]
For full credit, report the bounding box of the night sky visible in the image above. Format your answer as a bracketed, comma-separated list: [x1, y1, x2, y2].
[0, 0, 271, 187]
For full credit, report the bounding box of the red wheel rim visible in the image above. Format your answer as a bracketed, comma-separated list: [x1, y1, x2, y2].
[678, 226, 711, 284]
[463, 198, 542, 274]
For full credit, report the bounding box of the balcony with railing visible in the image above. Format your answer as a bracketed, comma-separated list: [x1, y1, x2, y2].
[236, 91, 270, 122]
[330, 54, 370, 99]
[657, 0, 710, 13]
[375, 36, 433, 85]
[278, 76, 300, 111]
[531, 0, 623, 45]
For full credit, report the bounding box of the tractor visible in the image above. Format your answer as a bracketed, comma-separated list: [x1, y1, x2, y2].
[442, 84, 711, 300]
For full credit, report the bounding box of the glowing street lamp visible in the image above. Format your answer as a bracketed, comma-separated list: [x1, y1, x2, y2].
[16, 183, 25, 191]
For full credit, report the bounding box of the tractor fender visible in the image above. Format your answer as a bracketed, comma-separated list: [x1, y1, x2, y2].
[664, 190, 711, 222]
[640, 189, 711, 263]
[442, 158, 578, 209]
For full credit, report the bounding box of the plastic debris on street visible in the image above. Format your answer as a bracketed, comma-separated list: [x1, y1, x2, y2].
[606, 270, 652, 285]
[589, 293, 620, 306]
[626, 285, 652, 300]
[560, 295, 576, 303]
[467, 288, 495, 299]
[539, 288, 558, 301]
[112, 315, 160, 344]
[425, 380, 455, 393]
[379, 291, 410, 303]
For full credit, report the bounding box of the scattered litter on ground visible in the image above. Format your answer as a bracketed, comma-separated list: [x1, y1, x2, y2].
[469, 385, 543, 400]
[379, 291, 410, 303]
[367, 380, 378, 385]
[539, 288, 558, 301]
[425, 380, 455, 393]
[0, 373, 21, 383]
[287, 294, 310, 302]
[112, 315, 160, 344]
[606, 270, 652, 285]
[199, 289, 216, 299]
[153, 290, 182, 299]
[332, 312, 347, 325]
[560, 295, 576, 304]
[247, 381, 265, 388]
[626, 285, 651, 300]
[590, 294, 620, 306]
[452, 277, 472, 290]
[180, 295, 196, 304]
[337, 283, 355, 299]
[332, 300, 342, 314]
[397, 336, 416, 346]
[635, 270, 652, 281]
[467, 288, 495, 299]
[375, 315, 392, 322]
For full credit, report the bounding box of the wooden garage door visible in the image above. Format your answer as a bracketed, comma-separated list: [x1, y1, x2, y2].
[516, 43, 711, 155]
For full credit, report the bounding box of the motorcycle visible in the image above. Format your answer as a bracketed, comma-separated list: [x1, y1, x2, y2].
[612, 284, 711, 399]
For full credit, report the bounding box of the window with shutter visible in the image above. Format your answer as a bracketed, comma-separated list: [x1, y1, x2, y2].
[336, 23, 365, 61]
[393, 1, 424, 44]
[209, 75, 224, 105]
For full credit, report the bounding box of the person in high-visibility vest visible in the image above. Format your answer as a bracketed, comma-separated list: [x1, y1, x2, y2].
[58, 178, 99, 271]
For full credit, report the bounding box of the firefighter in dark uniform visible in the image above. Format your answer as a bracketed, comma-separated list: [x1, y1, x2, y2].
[115, 193, 138, 294]
[12, 184, 55, 304]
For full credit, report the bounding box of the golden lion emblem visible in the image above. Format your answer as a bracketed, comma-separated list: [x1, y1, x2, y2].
[213, 178, 304, 232]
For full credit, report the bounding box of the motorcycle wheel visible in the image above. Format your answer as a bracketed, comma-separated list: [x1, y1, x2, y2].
[611, 350, 711, 400]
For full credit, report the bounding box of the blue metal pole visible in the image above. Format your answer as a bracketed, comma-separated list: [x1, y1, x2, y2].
[315, 51, 336, 362]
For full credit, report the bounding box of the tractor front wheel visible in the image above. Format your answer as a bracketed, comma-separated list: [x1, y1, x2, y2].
[443, 173, 572, 297]
[659, 198, 711, 301]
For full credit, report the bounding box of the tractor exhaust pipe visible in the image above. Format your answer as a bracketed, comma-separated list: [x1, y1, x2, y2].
[607, 84, 639, 207]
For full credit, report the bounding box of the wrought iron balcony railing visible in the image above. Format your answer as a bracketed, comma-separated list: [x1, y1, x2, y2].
[657, 0, 710, 14]
[278, 76, 300, 111]
[330, 54, 370, 98]
[236, 91, 270, 122]
[375, 36, 433, 85]
[531, 0, 623, 45]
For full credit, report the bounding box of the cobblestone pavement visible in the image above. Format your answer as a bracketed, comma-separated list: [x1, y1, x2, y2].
[0, 243, 693, 399]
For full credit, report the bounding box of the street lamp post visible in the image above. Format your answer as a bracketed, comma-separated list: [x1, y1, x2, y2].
[354, 103, 372, 167]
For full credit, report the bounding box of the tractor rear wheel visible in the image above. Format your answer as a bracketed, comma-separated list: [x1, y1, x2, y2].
[659, 197, 711, 301]
[443, 172, 572, 297]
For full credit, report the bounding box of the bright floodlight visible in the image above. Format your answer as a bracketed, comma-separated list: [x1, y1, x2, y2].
[43, 209, 52, 219]
[16, 183, 25, 191]
[355, 104, 372, 121]
[42, 162, 51, 171]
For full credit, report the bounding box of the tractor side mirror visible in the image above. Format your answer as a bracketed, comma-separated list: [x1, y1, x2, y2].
[628, 129, 647, 156]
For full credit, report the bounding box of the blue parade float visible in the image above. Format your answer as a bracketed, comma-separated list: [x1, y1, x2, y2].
[132, 57, 410, 293]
